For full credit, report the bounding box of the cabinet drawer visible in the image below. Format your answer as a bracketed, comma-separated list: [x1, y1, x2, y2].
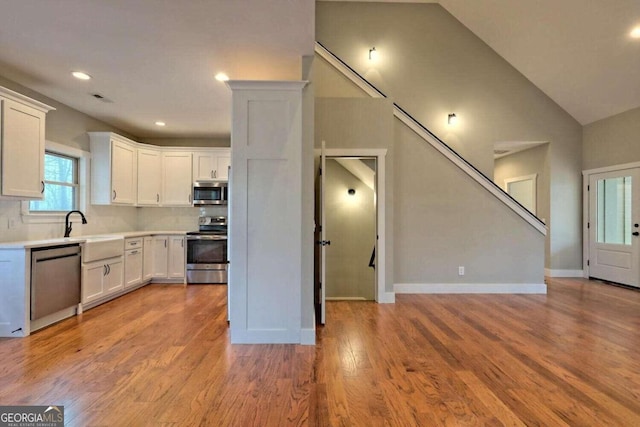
[125, 237, 143, 249]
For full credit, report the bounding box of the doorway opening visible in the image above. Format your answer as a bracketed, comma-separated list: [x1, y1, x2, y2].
[314, 146, 388, 325]
[324, 157, 377, 301]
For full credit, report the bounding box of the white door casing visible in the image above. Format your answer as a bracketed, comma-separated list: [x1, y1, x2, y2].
[319, 148, 390, 303]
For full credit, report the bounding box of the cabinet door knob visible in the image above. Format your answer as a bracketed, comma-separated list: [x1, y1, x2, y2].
[157, 193, 160, 203]
[113, 190, 117, 200]
[41, 181, 45, 194]
[103, 265, 107, 276]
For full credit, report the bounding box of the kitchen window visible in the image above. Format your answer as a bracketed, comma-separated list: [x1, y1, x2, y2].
[29, 151, 79, 212]
[21, 141, 88, 222]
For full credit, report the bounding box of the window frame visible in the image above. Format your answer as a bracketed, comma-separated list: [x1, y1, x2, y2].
[21, 141, 89, 224]
[504, 173, 537, 216]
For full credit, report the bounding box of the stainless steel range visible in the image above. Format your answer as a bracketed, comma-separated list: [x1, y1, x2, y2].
[186, 216, 228, 284]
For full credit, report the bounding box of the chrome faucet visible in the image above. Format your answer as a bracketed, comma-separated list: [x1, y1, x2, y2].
[64, 210, 87, 237]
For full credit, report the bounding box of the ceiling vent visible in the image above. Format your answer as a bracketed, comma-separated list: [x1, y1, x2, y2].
[91, 93, 113, 103]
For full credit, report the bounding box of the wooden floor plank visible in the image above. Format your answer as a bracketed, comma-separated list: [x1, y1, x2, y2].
[1, 279, 640, 425]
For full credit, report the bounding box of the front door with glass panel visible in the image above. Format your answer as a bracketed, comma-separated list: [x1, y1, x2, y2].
[588, 168, 640, 287]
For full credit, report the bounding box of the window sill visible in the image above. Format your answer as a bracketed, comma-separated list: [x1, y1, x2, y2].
[21, 213, 70, 224]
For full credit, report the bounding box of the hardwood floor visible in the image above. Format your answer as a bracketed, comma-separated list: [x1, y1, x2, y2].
[1, 278, 639, 426]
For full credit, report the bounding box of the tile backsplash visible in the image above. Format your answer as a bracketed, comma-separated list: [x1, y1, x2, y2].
[0, 198, 228, 243]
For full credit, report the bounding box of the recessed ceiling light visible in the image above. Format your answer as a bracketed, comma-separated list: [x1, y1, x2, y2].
[155, 121, 166, 127]
[631, 26, 640, 38]
[72, 71, 91, 80]
[215, 72, 229, 82]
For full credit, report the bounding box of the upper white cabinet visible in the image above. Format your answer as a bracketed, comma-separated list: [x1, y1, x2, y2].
[89, 132, 137, 205]
[89, 132, 229, 207]
[193, 149, 230, 181]
[162, 151, 192, 206]
[137, 147, 162, 206]
[0, 86, 54, 199]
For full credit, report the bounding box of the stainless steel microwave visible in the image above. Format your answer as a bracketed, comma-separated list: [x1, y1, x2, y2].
[193, 181, 228, 205]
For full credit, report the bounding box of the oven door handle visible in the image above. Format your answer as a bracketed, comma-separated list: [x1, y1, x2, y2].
[186, 235, 227, 241]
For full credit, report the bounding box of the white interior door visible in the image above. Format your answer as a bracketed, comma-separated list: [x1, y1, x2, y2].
[320, 142, 327, 324]
[314, 141, 327, 324]
[588, 168, 640, 287]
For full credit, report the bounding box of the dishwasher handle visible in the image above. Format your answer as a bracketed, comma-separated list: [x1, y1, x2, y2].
[32, 245, 81, 262]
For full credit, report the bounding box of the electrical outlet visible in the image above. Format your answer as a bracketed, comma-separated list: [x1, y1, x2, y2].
[8, 218, 16, 229]
[458, 266, 465, 276]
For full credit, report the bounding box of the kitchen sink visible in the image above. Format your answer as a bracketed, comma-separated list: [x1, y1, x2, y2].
[82, 236, 124, 262]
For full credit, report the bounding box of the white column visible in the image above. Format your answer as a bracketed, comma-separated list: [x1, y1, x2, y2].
[226, 80, 309, 344]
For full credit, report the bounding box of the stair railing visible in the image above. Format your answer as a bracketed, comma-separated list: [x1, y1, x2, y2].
[315, 41, 546, 236]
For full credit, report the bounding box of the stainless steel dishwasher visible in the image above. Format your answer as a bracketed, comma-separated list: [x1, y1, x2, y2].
[30, 244, 81, 321]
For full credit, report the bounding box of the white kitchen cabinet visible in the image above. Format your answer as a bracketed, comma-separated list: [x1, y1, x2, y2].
[162, 152, 192, 206]
[82, 256, 124, 304]
[168, 236, 185, 279]
[104, 258, 124, 294]
[143, 236, 154, 281]
[152, 236, 169, 278]
[193, 149, 230, 181]
[152, 235, 185, 281]
[137, 147, 161, 206]
[124, 238, 143, 288]
[0, 87, 54, 199]
[89, 132, 137, 205]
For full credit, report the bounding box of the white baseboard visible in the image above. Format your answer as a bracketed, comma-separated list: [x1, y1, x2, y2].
[300, 328, 316, 345]
[394, 283, 547, 294]
[544, 269, 584, 278]
[377, 292, 395, 303]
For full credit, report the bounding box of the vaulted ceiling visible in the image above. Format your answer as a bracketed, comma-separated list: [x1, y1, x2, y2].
[0, 0, 638, 138]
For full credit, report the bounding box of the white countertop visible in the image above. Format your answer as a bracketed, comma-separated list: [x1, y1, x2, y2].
[0, 231, 187, 249]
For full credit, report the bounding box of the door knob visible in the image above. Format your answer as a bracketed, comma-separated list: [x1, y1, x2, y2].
[633, 232, 639, 236]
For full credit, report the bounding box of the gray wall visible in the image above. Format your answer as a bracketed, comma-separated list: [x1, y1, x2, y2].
[316, 2, 582, 272]
[314, 95, 545, 286]
[583, 106, 640, 171]
[315, 97, 395, 292]
[0, 75, 140, 242]
[393, 122, 544, 284]
[494, 144, 550, 266]
[0, 75, 216, 243]
[325, 159, 375, 299]
[0, 75, 136, 152]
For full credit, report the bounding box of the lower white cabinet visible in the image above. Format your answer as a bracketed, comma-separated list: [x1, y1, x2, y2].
[124, 237, 143, 288]
[82, 256, 124, 304]
[143, 236, 153, 281]
[80, 234, 185, 309]
[152, 236, 169, 278]
[168, 236, 186, 279]
[152, 235, 185, 280]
